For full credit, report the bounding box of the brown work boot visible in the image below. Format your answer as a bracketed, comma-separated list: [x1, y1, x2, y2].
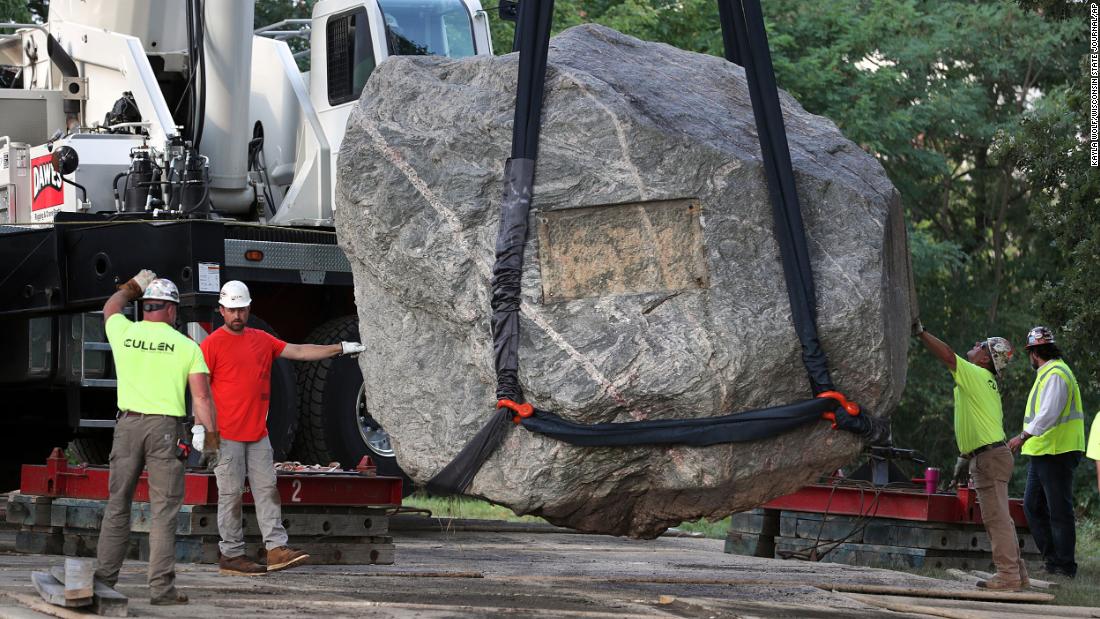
[975, 573, 1024, 591]
[219, 553, 267, 576]
[266, 546, 310, 572]
[1018, 559, 1030, 589]
[150, 589, 189, 605]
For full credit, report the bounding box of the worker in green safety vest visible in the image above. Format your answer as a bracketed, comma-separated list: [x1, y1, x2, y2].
[1006, 326, 1084, 578]
[914, 321, 1027, 591]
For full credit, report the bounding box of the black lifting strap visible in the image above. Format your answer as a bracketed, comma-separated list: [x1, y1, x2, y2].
[426, 0, 885, 496]
[717, 0, 833, 394]
[427, 0, 555, 495]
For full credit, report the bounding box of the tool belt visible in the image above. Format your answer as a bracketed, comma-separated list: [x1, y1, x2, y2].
[961, 440, 1007, 460]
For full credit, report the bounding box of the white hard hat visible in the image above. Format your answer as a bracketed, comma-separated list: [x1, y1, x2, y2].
[219, 280, 251, 308]
[143, 279, 180, 304]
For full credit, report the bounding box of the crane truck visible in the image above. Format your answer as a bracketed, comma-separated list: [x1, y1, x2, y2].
[0, 0, 495, 489]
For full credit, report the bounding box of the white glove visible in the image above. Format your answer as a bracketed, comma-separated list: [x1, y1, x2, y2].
[340, 341, 366, 356]
[191, 425, 205, 452]
[133, 269, 157, 292]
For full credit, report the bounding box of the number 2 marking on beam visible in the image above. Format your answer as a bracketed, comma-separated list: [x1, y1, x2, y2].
[291, 479, 302, 503]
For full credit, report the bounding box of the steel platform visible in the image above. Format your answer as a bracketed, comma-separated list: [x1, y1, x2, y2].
[762, 482, 1027, 527]
[20, 449, 402, 507]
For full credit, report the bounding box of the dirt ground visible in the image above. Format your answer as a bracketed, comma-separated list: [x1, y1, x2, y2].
[0, 523, 1094, 618]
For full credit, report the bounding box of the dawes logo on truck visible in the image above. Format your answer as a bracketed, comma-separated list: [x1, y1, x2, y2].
[30, 154, 64, 222]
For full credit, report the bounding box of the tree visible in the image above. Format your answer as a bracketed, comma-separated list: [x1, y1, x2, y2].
[26, 0, 47, 22]
[763, 0, 1085, 476]
[0, 0, 33, 24]
[255, 0, 317, 29]
[1008, 49, 1100, 509]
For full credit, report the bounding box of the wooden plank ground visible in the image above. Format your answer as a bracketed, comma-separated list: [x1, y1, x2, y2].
[0, 526, 1089, 618]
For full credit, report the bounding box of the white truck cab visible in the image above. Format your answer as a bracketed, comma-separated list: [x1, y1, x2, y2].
[312, 0, 492, 151]
[254, 0, 494, 226]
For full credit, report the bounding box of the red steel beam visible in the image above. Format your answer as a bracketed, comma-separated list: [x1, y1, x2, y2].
[763, 484, 1027, 527]
[20, 449, 402, 507]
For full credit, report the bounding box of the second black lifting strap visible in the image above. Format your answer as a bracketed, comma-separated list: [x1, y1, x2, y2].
[426, 158, 537, 496]
[491, 158, 536, 404]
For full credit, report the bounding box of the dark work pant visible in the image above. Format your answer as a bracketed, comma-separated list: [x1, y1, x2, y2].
[1023, 451, 1081, 575]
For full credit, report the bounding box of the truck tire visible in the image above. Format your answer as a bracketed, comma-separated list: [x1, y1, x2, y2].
[69, 430, 113, 464]
[292, 316, 411, 492]
[209, 315, 299, 461]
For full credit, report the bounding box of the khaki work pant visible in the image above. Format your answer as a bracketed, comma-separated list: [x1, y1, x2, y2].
[95, 413, 185, 599]
[214, 436, 288, 557]
[969, 445, 1021, 581]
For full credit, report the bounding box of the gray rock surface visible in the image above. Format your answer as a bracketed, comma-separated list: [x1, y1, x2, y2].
[335, 24, 912, 538]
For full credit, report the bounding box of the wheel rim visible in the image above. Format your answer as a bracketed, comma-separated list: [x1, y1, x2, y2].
[356, 383, 395, 458]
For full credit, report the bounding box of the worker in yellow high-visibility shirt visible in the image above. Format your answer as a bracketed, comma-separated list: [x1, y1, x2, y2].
[95, 270, 217, 605]
[914, 322, 1025, 591]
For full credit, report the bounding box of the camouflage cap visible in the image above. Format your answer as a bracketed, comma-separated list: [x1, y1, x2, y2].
[985, 337, 1014, 375]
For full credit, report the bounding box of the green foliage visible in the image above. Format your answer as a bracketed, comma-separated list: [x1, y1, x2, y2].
[766, 0, 1091, 485]
[407, 492, 731, 538]
[1004, 12, 1100, 512]
[255, 0, 318, 28]
[404, 493, 547, 522]
[675, 516, 731, 539]
[255, 0, 318, 70]
[1013, 81, 1100, 386]
[25, 0, 47, 22]
[0, 0, 33, 23]
[485, 0, 724, 56]
[1058, 516, 1100, 606]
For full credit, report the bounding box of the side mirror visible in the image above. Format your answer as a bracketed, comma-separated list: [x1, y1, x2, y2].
[498, 0, 519, 22]
[52, 145, 79, 176]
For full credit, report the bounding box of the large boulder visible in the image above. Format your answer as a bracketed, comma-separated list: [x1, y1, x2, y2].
[335, 24, 911, 538]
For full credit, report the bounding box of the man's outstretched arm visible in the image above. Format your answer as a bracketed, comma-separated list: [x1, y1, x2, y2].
[917, 330, 957, 372]
[281, 341, 365, 361]
[281, 343, 341, 361]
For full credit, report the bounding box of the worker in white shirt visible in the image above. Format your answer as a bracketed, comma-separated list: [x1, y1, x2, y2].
[1007, 326, 1085, 579]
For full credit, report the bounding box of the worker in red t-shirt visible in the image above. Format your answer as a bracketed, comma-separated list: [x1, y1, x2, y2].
[201, 281, 365, 576]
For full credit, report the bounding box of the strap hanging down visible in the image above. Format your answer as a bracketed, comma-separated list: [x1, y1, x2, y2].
[493, 0, 555, 404]
[427, 0, 556, 495]
[427, 0, 885, 496]
[718, 0, 833, 394]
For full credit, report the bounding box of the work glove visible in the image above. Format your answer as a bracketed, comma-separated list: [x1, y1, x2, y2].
[197, 429, 220, 470]
[119, 268, 157, 299]
[911, 318, 925, 337]
[952, 456, 970, 487]
[191, 426, 220, 451]
[340, 341, 366, 356]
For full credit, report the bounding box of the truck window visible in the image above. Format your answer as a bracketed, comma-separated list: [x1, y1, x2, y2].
[327, 7, 377, 106]
[377, 0, 477, 59]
